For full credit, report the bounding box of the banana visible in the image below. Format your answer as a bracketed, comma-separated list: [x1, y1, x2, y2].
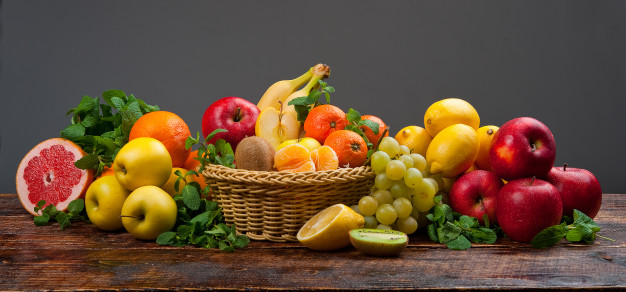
[257, 66, 314, 111]
[282, 64, 331, 121]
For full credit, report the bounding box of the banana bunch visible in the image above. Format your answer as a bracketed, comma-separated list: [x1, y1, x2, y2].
[257, 64, 331, 113]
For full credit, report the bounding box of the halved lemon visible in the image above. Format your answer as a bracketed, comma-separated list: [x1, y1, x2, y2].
[297, 204, 365, 251]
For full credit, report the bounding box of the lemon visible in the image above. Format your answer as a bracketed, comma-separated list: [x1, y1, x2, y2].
[474, 125, 499, 172]
[394, 125, 432, 157]
[426, 124, 479, 178]
[297, 204, 365, 251]
[424, 98, 480, 138]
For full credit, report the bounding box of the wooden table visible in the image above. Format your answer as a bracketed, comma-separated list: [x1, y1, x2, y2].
[1, 193, 624, 291]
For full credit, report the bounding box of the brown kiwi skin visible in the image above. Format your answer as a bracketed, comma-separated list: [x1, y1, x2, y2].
[349, 229, 408, 257]
[234, 136, 275, 171]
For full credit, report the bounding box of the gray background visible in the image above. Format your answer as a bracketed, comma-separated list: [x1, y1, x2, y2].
[1, 1, 625, 193]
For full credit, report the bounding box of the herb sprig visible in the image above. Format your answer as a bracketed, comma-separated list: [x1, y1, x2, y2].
[287, 80, 335, 123]
[33, 199, 89, 229]
[426, 195, 499, 250]
[531, 209, 613, 248]
[61, 89, 159, 176]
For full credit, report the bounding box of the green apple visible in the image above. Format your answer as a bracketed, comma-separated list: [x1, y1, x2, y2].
[114, 137, 172, 191]
[85, 176, 131, 231]
[120, 185, 178, 240]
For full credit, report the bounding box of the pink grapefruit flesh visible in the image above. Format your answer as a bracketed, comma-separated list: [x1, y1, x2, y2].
[16, 138, 94, 216]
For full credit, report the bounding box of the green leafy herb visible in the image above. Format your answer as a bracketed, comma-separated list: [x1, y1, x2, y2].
[33, 199, 89, 229]
[185, 129, 236, 176]
[531, 209, 613, 248]
[426, 195, 498, 250]
[156, 170, 249, 251]
[61, 89, 159, 176]
[344, 108, 381, 160]
[287, 79, 335, 123]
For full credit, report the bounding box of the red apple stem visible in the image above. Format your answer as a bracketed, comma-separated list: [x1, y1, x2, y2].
[563, 163, 568, 171]
[234, 107, 242, 122]
[530, 176, 536, 185]
[531, 143, 536, 153]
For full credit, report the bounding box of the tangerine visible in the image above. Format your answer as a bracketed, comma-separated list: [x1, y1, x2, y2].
[359, 115, 388, 148]
[99, 165, 115, 177]
[324, 130, 368, 168]
[274, 143, 316, 173]
[303, 104, 348, 144]
[183, 150, 209, 192]
[311, 145, 339, 171]
[129, 111, 191, 168]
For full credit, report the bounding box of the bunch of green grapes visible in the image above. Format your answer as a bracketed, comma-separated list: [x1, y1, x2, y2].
[352, 136, 445, 235]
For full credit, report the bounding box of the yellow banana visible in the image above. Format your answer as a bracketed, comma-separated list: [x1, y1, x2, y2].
[257, 66, 314, 111]
[282, 64, 331, 120]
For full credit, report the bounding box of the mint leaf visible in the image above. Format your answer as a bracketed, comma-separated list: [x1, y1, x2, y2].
[182, 185, 201, 211]
[74, 154, 100, 170]
[34, 214, 50, 226]
[67, 199, 85, 214]
[531, 223, 568, 248]
[156, 231, 176, 245]
[346, 108, 362, 123]
[446, 235, 472, 250]
[61, 124, 86, 140]
[358, 119, 380, 135]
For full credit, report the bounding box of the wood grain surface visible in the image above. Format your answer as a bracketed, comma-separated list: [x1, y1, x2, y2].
[1, 193, 624, 291]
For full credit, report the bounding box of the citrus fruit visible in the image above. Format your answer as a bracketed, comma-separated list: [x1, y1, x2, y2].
[324, 130, 368, 168]
[183, 150, 209, 191]
[16, 138, 94, 216]
[297, 204, 365, 251]
[161, 167, 192, 196]
[310, 145, 339, 171]
[113, 137, 173, 191]
[99, 165, 115, 177]
[394, 125, 432, 157]
[276, 137, 321, 152]
[303, 104, 348, 144]
[359, 115, 388, 148]
[274, 143, 316, 172]
[129, 111, 191, 168]
[426, 124, 479, 178]
[424, 98, 480, 138]
[475, 125, 499, 172]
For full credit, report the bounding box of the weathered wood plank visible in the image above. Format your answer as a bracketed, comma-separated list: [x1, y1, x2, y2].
[1, 193, 624, 290]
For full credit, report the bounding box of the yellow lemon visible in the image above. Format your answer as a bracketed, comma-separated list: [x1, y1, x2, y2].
[394, 125, 432, 157]
[474, 125, 499, 172]
[426, 124, 479, 178]
[424, 98, 480, 138]
[297, 204, 365, 251]
[160, 167, 192, 196]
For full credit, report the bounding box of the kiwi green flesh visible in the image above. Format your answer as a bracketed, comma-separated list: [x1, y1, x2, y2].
[349, 229, 408, 256]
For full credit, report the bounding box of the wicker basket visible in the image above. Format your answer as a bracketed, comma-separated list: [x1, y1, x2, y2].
[202, 164, 375, 242]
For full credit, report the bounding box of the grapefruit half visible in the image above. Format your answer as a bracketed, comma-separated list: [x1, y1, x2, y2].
[16, 138, 94, 216]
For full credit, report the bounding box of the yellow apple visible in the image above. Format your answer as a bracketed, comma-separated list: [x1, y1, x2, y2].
[85, 176, 131, 231]
[160, 167, 192, 196]
[113, 137, 172, 191]
[120, 186, 178, 240]
[276, 137, 321, 151]
[255, 107, 299, 149]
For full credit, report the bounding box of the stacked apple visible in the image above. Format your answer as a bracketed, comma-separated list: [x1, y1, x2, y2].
[449, 117, 602, 242]
[85, 137, 178, 240]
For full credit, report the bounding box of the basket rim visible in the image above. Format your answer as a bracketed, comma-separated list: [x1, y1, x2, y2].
[202, 164, 375, 186]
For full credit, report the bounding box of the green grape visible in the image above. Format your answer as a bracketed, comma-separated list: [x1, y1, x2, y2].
[389, 181, 411, 199]
[364, 216, 378, 229]
[404, 167, 423, 188]
[399, 145, 411, 155]
[371, 189, 394, 205]
[358, 196, 379, 216]
[412, 191, 436, 213]
[350, 204, 361, 215]
[421, 177, 439, 196]
[429, 175, 445, 192]
[375, 204, 398, 225]
[386, 160, 406, 180]
[376, 224, 393, 230]
[396, 216, 418, 234]
[392, 197, 413, 219]
[379, 137, 400, 158]
[374, 173, 393, 190]
[410, 153, 428, 172]
[370, 151, 391, 174]
[398, 154, 414, 169]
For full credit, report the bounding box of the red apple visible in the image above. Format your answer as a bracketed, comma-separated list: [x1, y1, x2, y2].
[449, 170, 503, 225]
[489, 117, 556, 181]
[546, 163, 602, 219]
[496, 177, 563, 242]
[201, 97, 260, 150]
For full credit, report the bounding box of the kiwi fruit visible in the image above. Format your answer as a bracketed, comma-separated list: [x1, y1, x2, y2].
[349, 228, 408, 257]
[234, 136, 275, 171]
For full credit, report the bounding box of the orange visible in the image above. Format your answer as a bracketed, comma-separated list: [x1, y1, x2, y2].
[311, 145, 339, 171]
[303, 104, 348, 144]
[183, 150, 209, 192]
[129, 111, 191, 168]
[99, 166, 115, 177]
[324, 130, 368, 168]
[274, 143, 316, 173]
[359, 115, 388, 148]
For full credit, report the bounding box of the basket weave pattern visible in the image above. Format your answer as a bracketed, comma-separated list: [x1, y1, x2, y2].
[203, 164, 375, 242]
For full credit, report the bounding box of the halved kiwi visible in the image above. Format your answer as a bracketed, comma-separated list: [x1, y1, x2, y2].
[349, 228, 408, 257]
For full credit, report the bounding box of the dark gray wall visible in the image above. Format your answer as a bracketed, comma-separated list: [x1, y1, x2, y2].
[2, 1, 625, 193]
